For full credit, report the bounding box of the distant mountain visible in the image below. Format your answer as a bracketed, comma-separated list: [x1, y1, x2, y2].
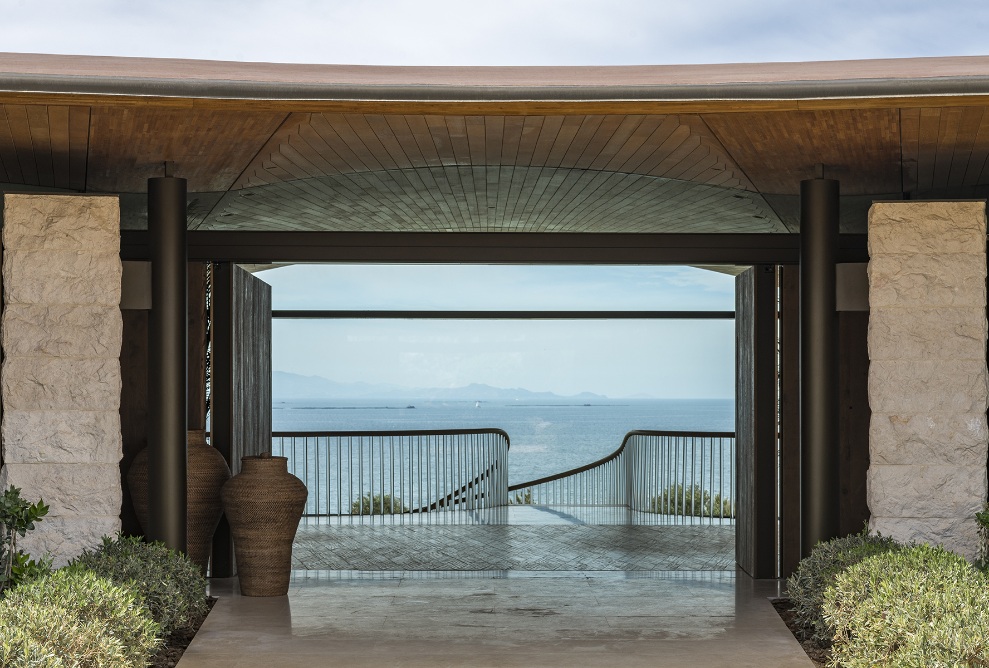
[273, 371, 608, 402]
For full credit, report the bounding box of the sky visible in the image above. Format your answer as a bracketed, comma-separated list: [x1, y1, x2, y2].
[1, 1, 987, 66]
[4, 0, 986, 398]
[262, 264, 736, 398]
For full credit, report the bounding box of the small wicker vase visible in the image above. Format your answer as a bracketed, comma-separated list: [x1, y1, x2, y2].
[127, 430, 231, 573]
[221, 454, 308, 597]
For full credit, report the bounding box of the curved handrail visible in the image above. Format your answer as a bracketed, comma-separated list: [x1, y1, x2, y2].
[273, 428, 511, 515]
[273, 427, 510, 448]
[508, 429, 734, 492]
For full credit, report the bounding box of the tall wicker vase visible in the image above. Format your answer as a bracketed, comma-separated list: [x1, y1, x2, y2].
[127, 430, 232, 573]
[221, 454, 308, 597]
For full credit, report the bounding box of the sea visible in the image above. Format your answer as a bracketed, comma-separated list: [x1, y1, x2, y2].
[272, 398, 734, 484]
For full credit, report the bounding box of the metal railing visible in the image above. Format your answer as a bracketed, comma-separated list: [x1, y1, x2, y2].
[508, 430, 735, 523]
[272, 429, 510, 517]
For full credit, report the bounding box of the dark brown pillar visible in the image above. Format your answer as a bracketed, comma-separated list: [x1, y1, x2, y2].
[148, 177, 188, 554]
[800, 178, 840, 556]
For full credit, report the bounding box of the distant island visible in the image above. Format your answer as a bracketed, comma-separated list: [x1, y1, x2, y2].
[273, 370, 609, 402]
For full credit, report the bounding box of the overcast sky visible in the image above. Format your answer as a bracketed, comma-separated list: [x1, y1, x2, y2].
[2, 1, 987, 65]
[262, 264, 735, 398]
[5, 1, 985, 398]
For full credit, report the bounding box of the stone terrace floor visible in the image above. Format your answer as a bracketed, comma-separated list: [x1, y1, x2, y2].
[178, 507, 811, 667]
[291, 505, 736, 571]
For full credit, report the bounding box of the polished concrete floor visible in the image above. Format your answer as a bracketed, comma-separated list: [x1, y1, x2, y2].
[178, 570, 812, 667]
[179, 508, 807, 667]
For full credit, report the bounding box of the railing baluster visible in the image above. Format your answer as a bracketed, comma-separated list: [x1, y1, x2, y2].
[272, 429, 732, 524]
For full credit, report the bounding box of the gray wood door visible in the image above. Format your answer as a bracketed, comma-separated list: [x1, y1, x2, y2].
[210, 262, 272, 576]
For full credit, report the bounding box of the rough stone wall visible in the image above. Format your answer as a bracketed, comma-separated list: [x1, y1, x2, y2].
[0, 194, 122, 566]
[868, 201, 988, 559]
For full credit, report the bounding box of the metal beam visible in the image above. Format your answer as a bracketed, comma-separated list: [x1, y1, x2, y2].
[800, 178, 841, 556]
[272, 310, 735, 320]
[121, 231, 868, 265]
[147, 177, 188, 555]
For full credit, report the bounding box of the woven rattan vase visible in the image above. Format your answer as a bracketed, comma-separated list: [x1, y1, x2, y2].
[221, 454, 308, 596]
[127, 430, 231, 573]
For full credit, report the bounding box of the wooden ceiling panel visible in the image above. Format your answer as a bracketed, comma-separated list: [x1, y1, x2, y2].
[86, 107, 287, 193]
[0, 104, 89, 190]
[210, 166, 782, 234]
[901, 107, 989, 192]
[704, 109, 901, 195]
[234, 113, 753, 193]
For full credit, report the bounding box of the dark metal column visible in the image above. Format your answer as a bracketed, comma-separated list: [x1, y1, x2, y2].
[800, 178, 840, 556]
[148, 177, 188, 554]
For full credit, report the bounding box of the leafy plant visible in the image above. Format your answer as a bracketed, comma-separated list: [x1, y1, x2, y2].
[785, 527, 901, 647]
[0, 567, 160, 667]
[6, 551, 52, 589]
[0, 485, 50, 592]
[649, 484, 734, 518]
[975, 505, 989, 571]
[71, 534, 207, 637]
[824, 543, 989, 667]
[351, 494, 410, 515]
[508, 489, 533, 505]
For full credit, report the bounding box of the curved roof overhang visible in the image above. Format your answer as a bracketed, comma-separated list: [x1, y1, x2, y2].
[4, 53, 989, 111]
[1, 53, 988, 235]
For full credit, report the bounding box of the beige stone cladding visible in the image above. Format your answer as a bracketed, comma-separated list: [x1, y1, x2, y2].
[0, 194, 122, 566]
[868, 201, 988, 559]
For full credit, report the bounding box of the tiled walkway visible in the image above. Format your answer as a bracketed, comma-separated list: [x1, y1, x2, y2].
[178, 507, 811, 667]
[293, 506, 736, 571]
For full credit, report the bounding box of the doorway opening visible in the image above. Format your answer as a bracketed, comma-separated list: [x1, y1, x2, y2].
[253, 263, 740, 572]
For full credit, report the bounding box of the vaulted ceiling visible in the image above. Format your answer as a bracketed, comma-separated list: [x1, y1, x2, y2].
[2, 54, 989, 234]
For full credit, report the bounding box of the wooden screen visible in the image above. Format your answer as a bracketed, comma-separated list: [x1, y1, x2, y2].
[735, 265, 779, 578]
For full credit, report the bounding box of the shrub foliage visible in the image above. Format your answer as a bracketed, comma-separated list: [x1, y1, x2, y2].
[508, 489, 534, 505]
[0, 485, 50, 592]
[71, 534, 208, 637]
[351, 494, 410, 515]
[975, 505, 989, 571]
[0, 567, 160, 667]
[785, 527, 901, 647]
[649, 484, 734, 518]
[824, 544, 989, 667]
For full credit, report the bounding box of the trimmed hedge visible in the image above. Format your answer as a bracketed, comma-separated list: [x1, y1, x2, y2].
[824, 543, 989, 667]
[72, 534, 208, 637]
[785, 527, 901, 647]
[649, 484, 734, 518]
[351, 494, 410, 515]
[0, 567, 160, 667]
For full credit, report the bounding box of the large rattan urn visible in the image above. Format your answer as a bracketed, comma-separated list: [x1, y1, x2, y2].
[221, 453, 308, 596]
[127, 430, 231, 573]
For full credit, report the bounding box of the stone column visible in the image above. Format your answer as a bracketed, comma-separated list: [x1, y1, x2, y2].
[0, 194, 123, 566]
[868, 201, 988, 559]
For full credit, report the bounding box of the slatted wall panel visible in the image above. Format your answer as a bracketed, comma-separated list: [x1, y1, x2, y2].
[210, 263, 272, 577]
[231, 265, 272, 463]
[735, 266, 779, 578]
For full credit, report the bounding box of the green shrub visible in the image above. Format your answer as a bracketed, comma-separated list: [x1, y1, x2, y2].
[71, 534, 207, 637]
[976, 505, 989, 571]
[648, 484, 734, 518]
[785, 527, 901, 647]
[351, 494, 410, 515]
[824, 543, 989, 667]
[0, 485, 50, 593]
[508, 489, 534, 505]
[0, 567, 160, 667]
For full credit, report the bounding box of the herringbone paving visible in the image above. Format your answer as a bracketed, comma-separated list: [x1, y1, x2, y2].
[292, 508, 734, 571]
